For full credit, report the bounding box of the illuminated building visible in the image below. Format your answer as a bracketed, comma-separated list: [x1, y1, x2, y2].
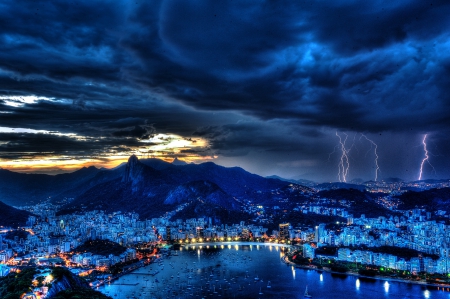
[279, 223, 290, 240]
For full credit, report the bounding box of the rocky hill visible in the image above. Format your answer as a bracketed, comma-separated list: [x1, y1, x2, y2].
[46, 267, 111, 299]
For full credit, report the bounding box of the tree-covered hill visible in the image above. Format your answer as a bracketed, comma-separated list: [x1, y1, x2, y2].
[73, 239, 127, 256]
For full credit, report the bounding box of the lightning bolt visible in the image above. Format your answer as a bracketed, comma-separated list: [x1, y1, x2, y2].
[418, 134, 435, 180]
[327, 145, 339, 162]
[360, 134, 380, 181]
[336, 132, 351, 182]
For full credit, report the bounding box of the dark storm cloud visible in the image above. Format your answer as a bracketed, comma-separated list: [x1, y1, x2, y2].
[0, 133, 121, 159]
[0, 0, 449, 180]
[193, 121, 327, 158]
[0, 98, 238, 138]
[112, 125, 155, 139]
[118, 0, 450, 131]
[0, 132, 151, 160]
[1, 0, 449, 130]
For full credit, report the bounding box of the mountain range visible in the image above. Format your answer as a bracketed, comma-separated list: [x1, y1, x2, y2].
[2, 156, 450, 227]
[0, 156, 292, 224]
[57, 155, 287, 220]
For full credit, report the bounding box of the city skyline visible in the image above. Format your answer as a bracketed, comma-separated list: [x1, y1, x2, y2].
[1, 1, 450, 182]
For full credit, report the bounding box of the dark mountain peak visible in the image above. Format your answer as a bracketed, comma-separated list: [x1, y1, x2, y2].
[71, 165, 99, 175]
[129, 154, 139, 164]
[122, 155, 145, 183]
[172, 157, 187, 166]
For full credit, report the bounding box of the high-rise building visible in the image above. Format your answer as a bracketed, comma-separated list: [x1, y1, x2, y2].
[166, 226, 172, 241]
[62, 242, 71, 253]
[303, 244, 315, 259]
[338, 248, 351, 261]
[279, 223, 290, 240]
[314, 223, 326, 243]
[196, 227, 204, 238]
[410, 257, 420, 274]
[418, 254, 425, 272]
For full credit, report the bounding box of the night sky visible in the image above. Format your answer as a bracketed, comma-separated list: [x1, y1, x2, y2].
[1, 0, 449, 182]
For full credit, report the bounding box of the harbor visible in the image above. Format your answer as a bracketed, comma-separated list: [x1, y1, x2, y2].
[98, 242, 447, 299]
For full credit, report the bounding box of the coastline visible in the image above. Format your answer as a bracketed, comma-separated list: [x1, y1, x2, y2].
[185, 241, 292, 248]
[281, 255, 450, 289]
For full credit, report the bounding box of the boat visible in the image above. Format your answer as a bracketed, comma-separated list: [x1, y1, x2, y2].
[267, 280, 271, 288]
[304, 285, 312, 298]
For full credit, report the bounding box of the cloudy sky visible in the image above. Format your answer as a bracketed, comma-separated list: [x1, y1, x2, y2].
[0, 0, 449, 182]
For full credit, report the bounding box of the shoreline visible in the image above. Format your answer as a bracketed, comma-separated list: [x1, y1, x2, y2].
[183, 241, 292, 248]
[281, 255, 450, 289]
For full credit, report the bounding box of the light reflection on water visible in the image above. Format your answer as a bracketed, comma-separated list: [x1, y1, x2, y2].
[99, 243, 450, 299]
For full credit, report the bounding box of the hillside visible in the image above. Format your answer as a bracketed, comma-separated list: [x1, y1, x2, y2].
[164, 180, 237, 210]
[317, 188, 397, 218]
[0, 201, 35, 227]
[0, 267, 110, 299]
[396, 187, 450, 212]
[169, 199, 253, 225]
[0, 166, 102, 206]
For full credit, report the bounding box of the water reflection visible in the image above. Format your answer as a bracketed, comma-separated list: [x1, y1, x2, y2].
[320, 274, 324, 283]
[355, 278, 360, 290]
[384, 281, 389, 293]
[424, 289, 430, 298]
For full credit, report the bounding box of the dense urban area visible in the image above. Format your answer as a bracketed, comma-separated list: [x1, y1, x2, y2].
[2, 177, 450, 298]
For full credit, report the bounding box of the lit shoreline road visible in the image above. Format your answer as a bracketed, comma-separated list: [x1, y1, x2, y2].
[280, 255, 450, 289]
[183, 241, 292, 249]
